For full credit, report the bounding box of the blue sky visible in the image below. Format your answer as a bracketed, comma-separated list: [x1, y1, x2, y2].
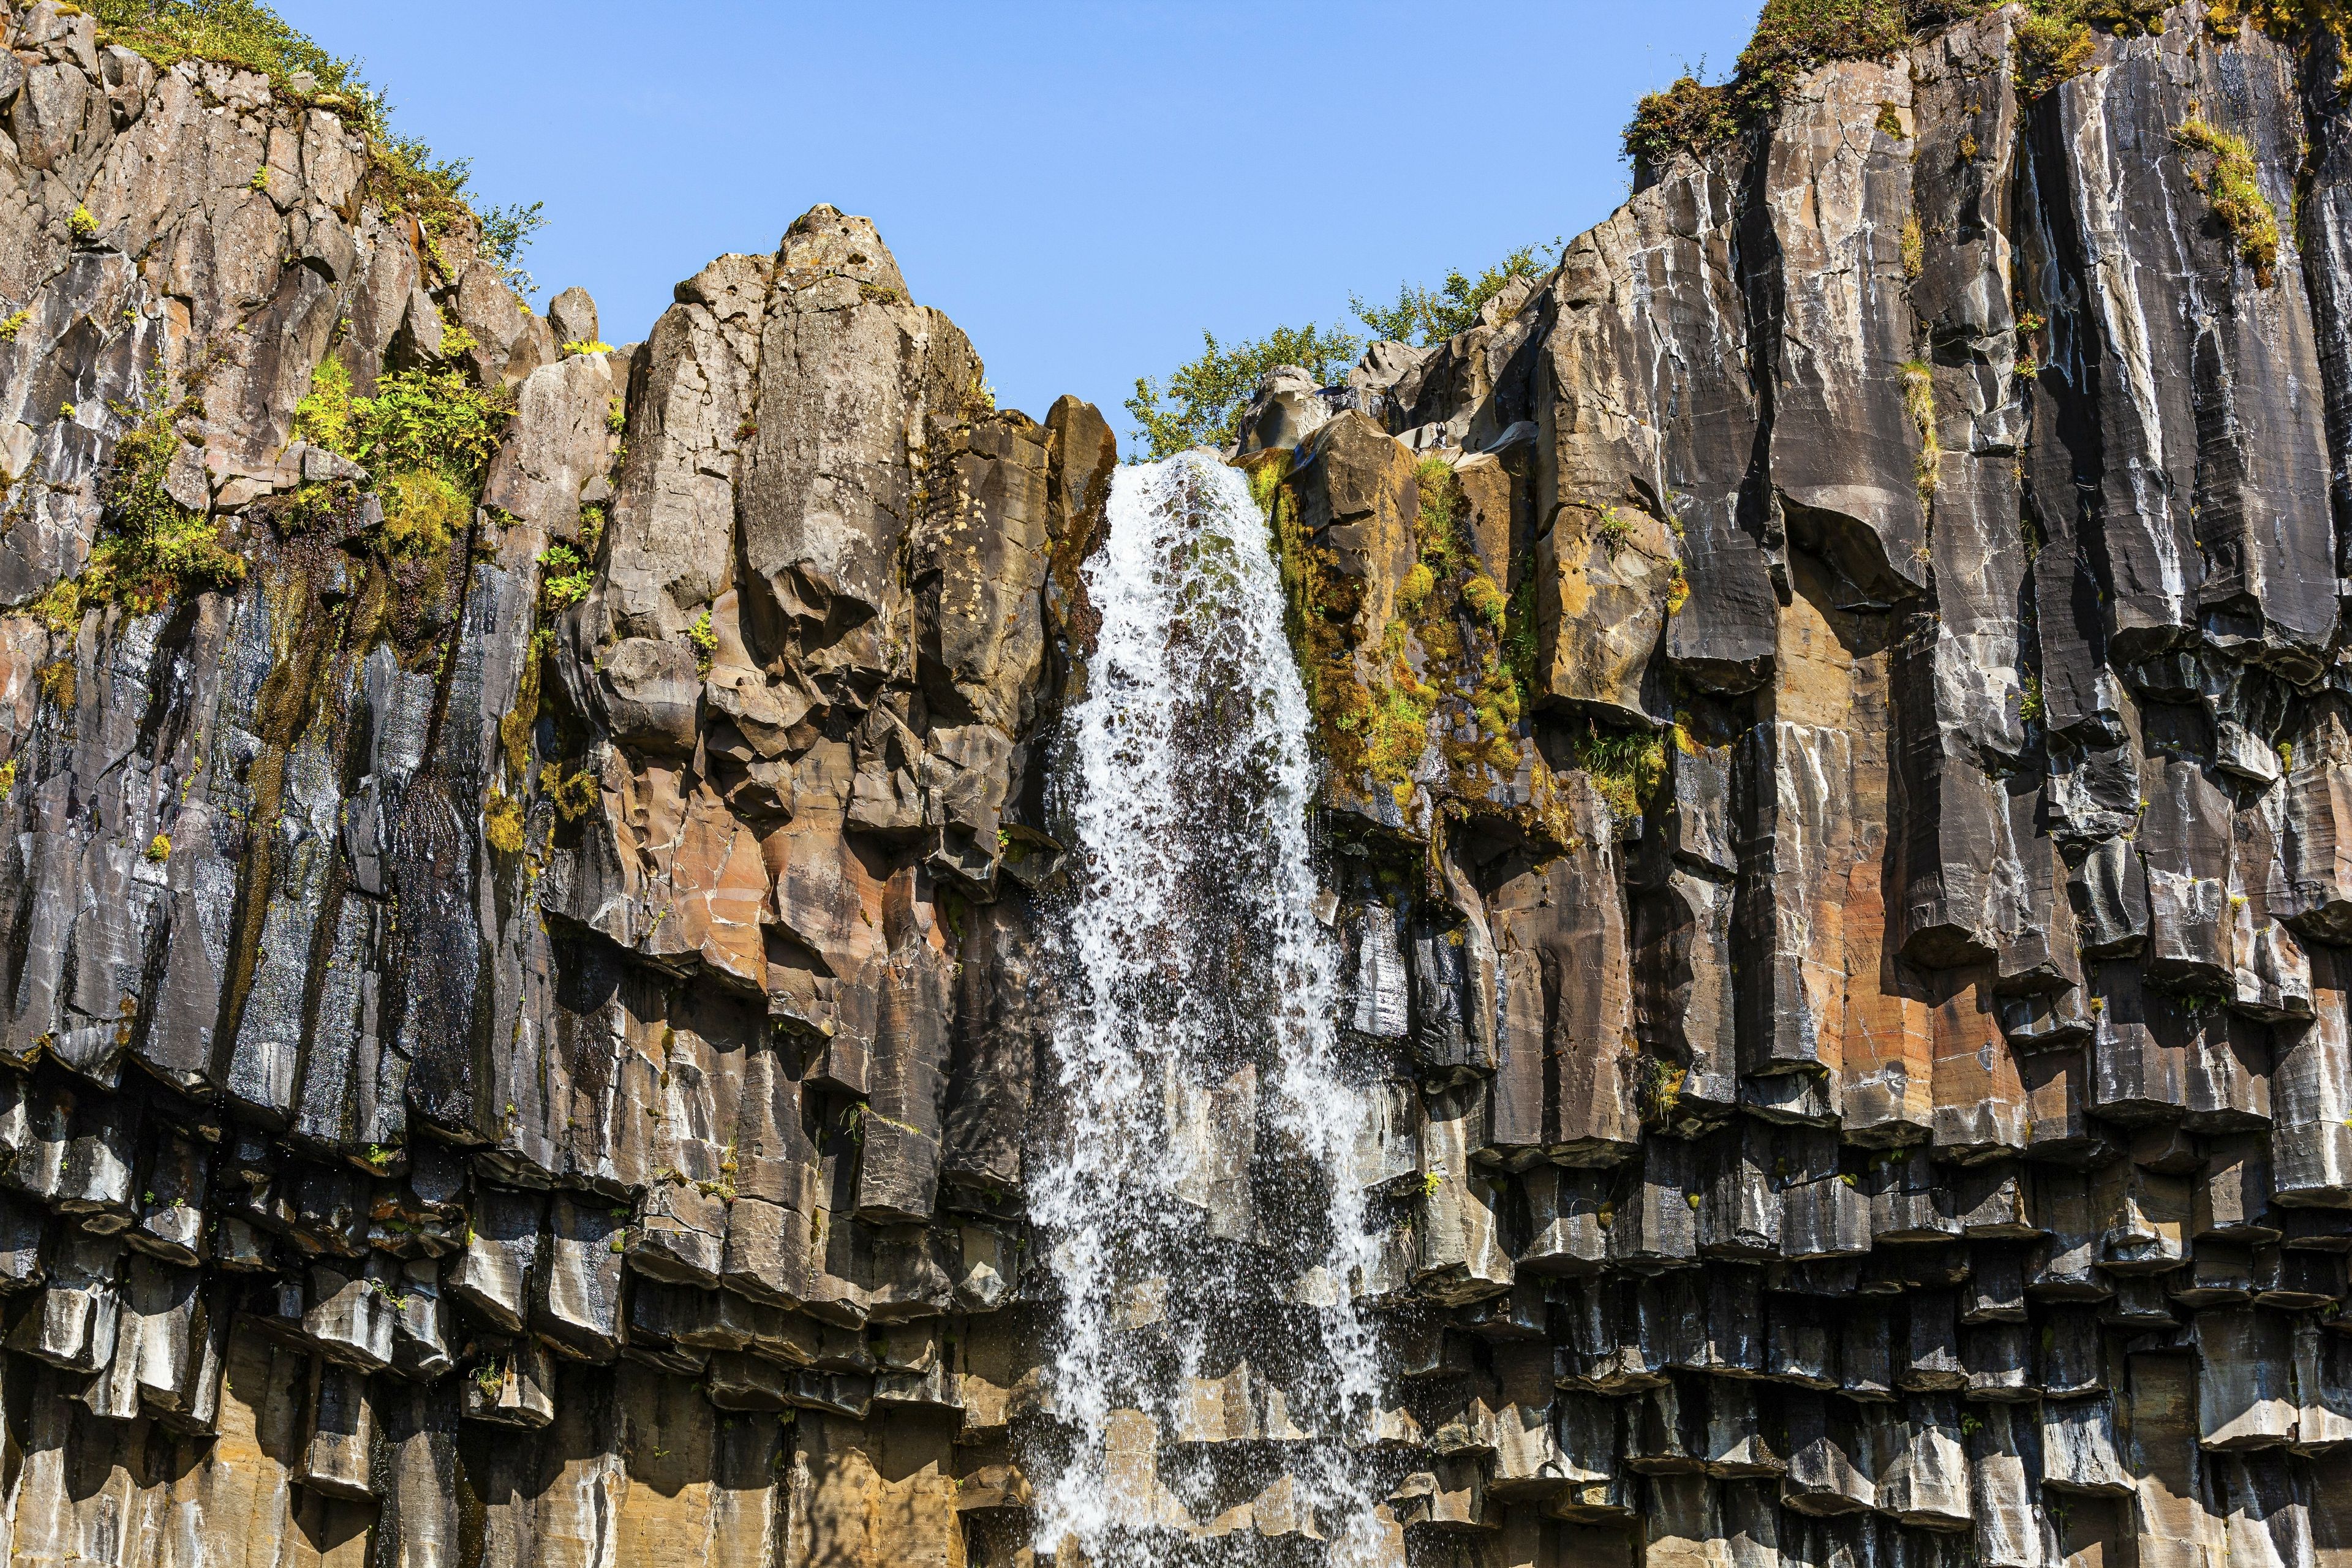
[281, 2, 1762, 440]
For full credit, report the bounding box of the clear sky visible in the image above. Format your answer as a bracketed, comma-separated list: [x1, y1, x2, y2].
[278, 1, 1763, 442]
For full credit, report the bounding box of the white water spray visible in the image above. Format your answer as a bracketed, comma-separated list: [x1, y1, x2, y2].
[1029, 453, 1387, 1565]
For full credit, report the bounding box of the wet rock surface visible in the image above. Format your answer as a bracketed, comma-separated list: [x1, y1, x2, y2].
[0, 1, 2348, 1565]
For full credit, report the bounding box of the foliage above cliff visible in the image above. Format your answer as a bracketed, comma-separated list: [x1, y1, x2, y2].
[1126, 323, 1362, 461]
[1349, 241, 1561, 349]
[89, 0, 543, 289]
[1126, 243, 1561, 460]
[1622, 0, 2201, 167]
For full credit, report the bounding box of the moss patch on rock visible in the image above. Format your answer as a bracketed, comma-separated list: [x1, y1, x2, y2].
[1625, 0, 2237, 168]
[2173, 115, 2282, 285]
[1259, 441, 1574, 847]
[36, 379, 246, 630]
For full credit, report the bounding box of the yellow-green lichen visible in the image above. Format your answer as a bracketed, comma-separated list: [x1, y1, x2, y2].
[483, 791, 524, 854]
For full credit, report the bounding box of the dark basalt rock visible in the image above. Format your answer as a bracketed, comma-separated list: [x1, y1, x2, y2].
[0, 1, 2347, 1564]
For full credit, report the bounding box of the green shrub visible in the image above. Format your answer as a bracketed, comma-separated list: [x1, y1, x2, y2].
[537, 543, 594, 612]
[354, 368, 507, 479]
[1900, 360, 1940, 501]
[1620, 0, 2174, 168]
[67, 206, 97, 238]
[295, 360, 510, 557]
[1351, 241, 1560, 347]
[0, 309, 29, 344]
[1569, 720, 1669, 826]
[1624, 75, 1743, 168]
[689, 609, 717, 676]
[292, 354, 356, 454]
[1125, 322, 1362, 460]
[561, 339, 615, 357]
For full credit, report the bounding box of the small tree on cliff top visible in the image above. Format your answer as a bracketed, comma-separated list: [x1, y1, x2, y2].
[1125, 242, 1559, 461]
[1126, 322, 1364, 461]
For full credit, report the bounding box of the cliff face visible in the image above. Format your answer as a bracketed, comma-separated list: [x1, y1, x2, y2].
[0, 0, 2346, 1564]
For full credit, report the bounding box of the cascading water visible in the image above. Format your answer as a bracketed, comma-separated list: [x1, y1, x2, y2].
[1029, 452, 1387, 1566]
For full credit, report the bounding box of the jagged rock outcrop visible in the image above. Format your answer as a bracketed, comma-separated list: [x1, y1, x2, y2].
[1235, 4, 2352, 1564]
[2, 0, 2352, 1565]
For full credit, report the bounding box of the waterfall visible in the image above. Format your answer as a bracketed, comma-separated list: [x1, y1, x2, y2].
[1030, 453, 1387, 1565]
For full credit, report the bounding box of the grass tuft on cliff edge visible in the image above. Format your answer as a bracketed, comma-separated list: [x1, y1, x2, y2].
[1622, 0, 2315, 173]
[88, 0, 542, 289]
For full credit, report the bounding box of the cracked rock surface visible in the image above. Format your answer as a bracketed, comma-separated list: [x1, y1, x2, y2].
[0, 1, 2351, 1564]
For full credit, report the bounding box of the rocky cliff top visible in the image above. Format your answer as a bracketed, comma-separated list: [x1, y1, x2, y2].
[0, 1, 2341, 1566]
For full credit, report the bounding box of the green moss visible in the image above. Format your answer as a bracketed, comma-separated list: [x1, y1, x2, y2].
[1901, 215, 1925, 280]
[0, 759, 16, 803]
[2209, 0, 2352, 59]
[2015, 10, 2095, 92]
[1413, 458, 1470, 575]
[1461, 573, 1506, 625]
[378, 469, 467, 558]
[2173, 116, 2281, 285]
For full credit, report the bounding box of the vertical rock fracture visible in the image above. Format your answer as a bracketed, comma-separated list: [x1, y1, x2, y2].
[3, 1, 2352, 1566]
